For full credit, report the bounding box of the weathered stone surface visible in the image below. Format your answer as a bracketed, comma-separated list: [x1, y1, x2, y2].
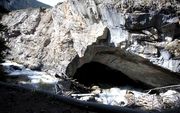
[1, 3, 108, 75]
[0, 0, 180, 87]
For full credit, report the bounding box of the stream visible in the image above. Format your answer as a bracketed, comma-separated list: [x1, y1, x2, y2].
[0, 60, 58, 93]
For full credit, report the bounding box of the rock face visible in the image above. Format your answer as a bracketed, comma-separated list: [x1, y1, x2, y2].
[0, 0, 180, 87]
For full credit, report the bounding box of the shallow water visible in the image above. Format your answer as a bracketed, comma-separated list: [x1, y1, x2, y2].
[0, 60, 58, 93]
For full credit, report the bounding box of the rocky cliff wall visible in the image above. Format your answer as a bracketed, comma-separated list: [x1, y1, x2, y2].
[0, 0, 180, 87]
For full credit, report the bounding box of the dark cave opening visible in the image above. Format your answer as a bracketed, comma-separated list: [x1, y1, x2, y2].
[73, 62, 150, 90]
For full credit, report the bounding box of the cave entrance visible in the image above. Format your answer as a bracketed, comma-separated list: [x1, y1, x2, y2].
[73, 62, 150, 90]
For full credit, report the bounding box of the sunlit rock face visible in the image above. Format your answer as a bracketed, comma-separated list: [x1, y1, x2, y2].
[0, 0, 180, 87]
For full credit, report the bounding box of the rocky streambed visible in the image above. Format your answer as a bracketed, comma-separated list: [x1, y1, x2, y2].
[0, 60, 58, 92]
[1, 60, 180, 112]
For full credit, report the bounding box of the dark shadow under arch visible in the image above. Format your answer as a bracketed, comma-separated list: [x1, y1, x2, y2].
[73, 62, 150, 90]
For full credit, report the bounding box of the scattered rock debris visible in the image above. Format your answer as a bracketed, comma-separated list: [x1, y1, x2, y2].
[71, 87, 180, 112]
[1, 60, 180, 112]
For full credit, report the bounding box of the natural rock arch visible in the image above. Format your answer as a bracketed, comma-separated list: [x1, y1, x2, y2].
[66, 44, 180, 87]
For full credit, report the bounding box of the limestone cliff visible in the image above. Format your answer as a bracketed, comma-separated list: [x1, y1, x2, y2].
[0, 0, 180, 87]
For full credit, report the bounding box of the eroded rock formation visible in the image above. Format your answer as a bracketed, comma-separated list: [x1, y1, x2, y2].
[0, 0, 180, 87]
